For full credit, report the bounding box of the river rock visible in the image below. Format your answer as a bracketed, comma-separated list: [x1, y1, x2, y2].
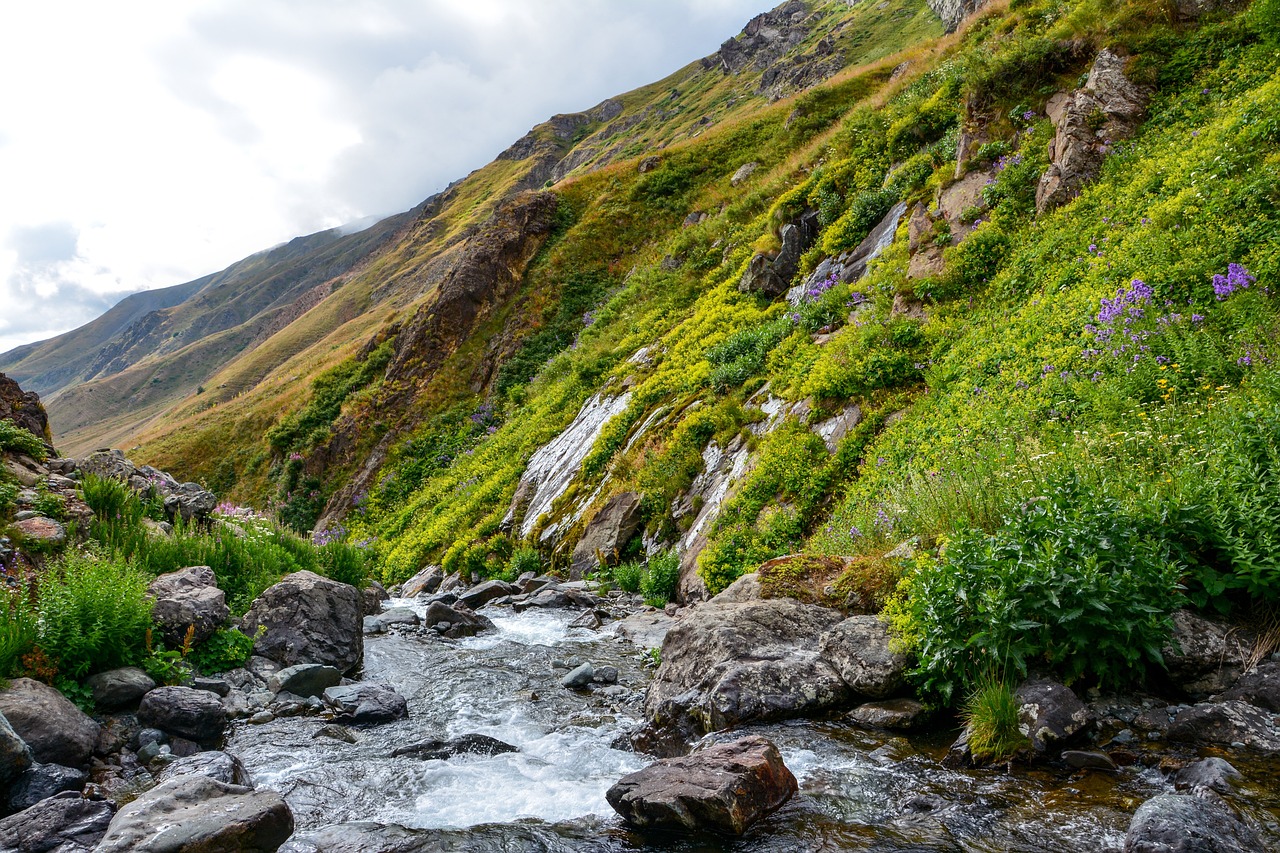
[95, 774, 294, 853]
[1061, 750, 1118, 772]
[401, 565, 445, 598]
[0, 791, 115, 852]
[378, 607, 421, 628]
[138, 686, 229, 744]
[85, 666, 156, 711]
[1174, 757, 1242, 795]
[1215, 660, 1280, 712]
[458, 579, 519, 610]
[6, 762, 88, 812]
[154, 750, 253, 787]
[423, 600, 494, 638]
[1163, 610, 1253, 699]
[148, 565, 230, 647]
[392, 734, 518, 761]
[1166, 700, 1280, 751]
[1123, 792, 1262, 853]
[241, 570, 363, 675]
[569, 491, 643, 579]
[563, 662, 595, 688]
[818, 615, 909, 699]
[268, 664, 342, 698]
[323, 682, 408, 724]
[612, 610, 676, 649]
[641, 598, 847, 753]
[0, 677, 100, 767]
[362, 581, 390, 616]
[0, 711, 32, 787]
[1016, 678, 1089, 753]
[846, 698, 928, 731]
[606, 736, 797, 835]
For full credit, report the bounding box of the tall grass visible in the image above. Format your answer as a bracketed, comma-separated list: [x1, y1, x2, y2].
[0, 585, 37, 679]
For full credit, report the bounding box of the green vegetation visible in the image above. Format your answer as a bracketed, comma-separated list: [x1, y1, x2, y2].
[186, 627, 255, 674]
[962, 675, 1029, 762]
[0, 420, 47, 460]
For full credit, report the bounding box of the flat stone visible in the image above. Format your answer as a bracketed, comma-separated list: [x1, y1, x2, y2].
[12, 516, 65, 546]
[846, 698, 928, 731]
[86, 667, 156, 711]
[1167, 700, 1280, 751]
[268, 663, 342, 698]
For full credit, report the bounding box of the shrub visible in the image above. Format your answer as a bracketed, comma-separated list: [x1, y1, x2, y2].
[0, 420, 47, 461]
[612, 560, 643, 593]
[187, 628, 255, 674]
[318, 541, 367, 588]
[641, 550, 681, 607]
[821, 188, 899, 257]
[36, 552, 154, 679]
[706, 318, 792, 391]
[0, 585, 37, 679]
[508, 547, 542, 578]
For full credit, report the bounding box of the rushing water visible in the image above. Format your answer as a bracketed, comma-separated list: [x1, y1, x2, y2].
[229, 603, 1280, 851]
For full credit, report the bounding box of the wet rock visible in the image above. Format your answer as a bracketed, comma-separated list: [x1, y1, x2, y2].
[562, 662, 595, 688]
[1215, 660, 1280, 712]
[642, 598, 847, 752]
[737, 212, 819, 298]
[153, 750, 252, 787]
[392, 734, 518, 761]
[422, 600, 494, 638]
[0, 791, 115, 852]
[1166, 700, 1280, 751]
[11, 516, 65, 547]
[313, 724, 358, 744]
[1015, 678, 1089, 753]
[846, 698, 928, 731]
[0, 711, 32, 787]
[363, 615, 388, 634]
[811, 404, 862, 454]
[148, 565, 230, 647]
[95, 774, 294, 853]
[401, 565, 444, 598]
[458, 579, 519, 610]
[378, 608, 421, 629]
[0, 677, 100, 767]
[192, 676, 231, 697]
[606, 736, 797, 835]
[818, 615, 910, 699]
[1164, 610, 1253, 699]
[1174, 757, 1242, 795]
[1062, 750, 1118, 772]
[241, 570, 363, 675]
[85, 666, 156, 712]
[594, 665, 619, 685]
[570, 610, 603, 630]
[1123, 792, 1262, 853]
[362, 580, 390, 616]
[569, 491, 644, 580]
[323, 682, 408, 724]
[6, 762, 88, 812]
[268, 663, 342, 698]
[138, 686, 228, 745]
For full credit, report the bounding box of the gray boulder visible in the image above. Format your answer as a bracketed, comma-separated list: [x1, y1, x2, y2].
[607, 736, 797, 835]
[241, 570, 363, 675]
[0, 711, 32, 787]
[457, 579, 519, 610]
[0, 677, 100, 767]
[1166, 700, 1280, 751]
[400, 565, 444, 598]
[846, 698, 928, 731]
[1163, 610, 1253, 699]
[323, 683, 408, 724]
[1174, 758, 1242, 795]
[154, 750, 253, 787]
[148, 565, 229, 647]
[268, 663, 342, 698]
[569, 491, 643, 579]
[85, 666, 156, 711]
[423, 601, 494, 639]
[818, 615, 909, 699]
[1215, 661, 1280, 712]
[392, 734, 518, 761]
[10, 517, 65, 547]
[161, 481, 218, 523]
[562, 663, 595, 688]
[0, 791, 114, 852]
[138, 686, 228, 745]
[95, 774, 294, 852]
[1015, 678, 1089, 753]
[6, 762, 88, 813]
[1123, 792, 1262, 852]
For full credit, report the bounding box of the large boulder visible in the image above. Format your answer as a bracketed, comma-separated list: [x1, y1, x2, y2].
[1163, 610, 1253, 698]
[323, 683, 408, 724]
[1015, 678, 1089, 753]
[457, 579, 519, 610]
[148, 565, 230, 647]
[569, 491, 644, 579]
[818, 615, 910, 699]
[0, 677, 100, 767]
[641, 597, 848, 753]
[1216, 661, 1280, 712]
[607, 736, 797, 835]
[0, 373, 52, 444]
[162, 482, 218, 523]
[138, 686, 229, 745]
[154, 750, 253, 787]
[85, 666, 156, 712]
[0, 791, 115, 852]
[1166, 700, 1280, 751]
[400, 565, 444, 598]
[0, 711, 32, 788]
[1123, 792, 1262, 852]
[422, 600, 495, 639]
[241, 570, 363, 675]
[11, 516, 66, 547]
[6, 762, 88, 813]
[96, 774, 294, 853]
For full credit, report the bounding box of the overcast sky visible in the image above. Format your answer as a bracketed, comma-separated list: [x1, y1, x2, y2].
[0, 0, 771, 354]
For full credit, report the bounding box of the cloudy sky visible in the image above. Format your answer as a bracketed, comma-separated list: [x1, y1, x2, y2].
[0, 0, 771, 354]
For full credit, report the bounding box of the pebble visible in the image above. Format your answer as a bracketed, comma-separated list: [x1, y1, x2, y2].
[562, 662, 595, 688]
[249, 711, 275, 724]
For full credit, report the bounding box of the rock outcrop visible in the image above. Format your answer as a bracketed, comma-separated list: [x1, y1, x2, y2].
[0, 372, 52, 445]
[77, 448, 218, 522]
[607, 736, 797, 835]
[738, 212, 819, 298]
[148, 565, 230, 647]
[569, 491, 643, 579]
[241, 570, 363, 675]
[926, 0, 992, 32]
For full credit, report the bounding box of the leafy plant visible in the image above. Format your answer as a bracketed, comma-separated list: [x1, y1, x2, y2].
[187, 628, 256, 675]
[0, 420, 47, 461]
[612, 560, 644, 593]
[32, 485, 66, 521]
[0, 585, 37, 679]
[318, 541, 367, 588]
[641, 550, 681, 607]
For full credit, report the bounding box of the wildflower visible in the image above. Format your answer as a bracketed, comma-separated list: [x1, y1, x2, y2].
[1239, 355, 1253, 366]
[1191, 314, 1205, 324]
[848, 525, 862, 539]
[582, 311, 595, 326]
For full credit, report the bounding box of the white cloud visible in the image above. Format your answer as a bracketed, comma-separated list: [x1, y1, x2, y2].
[0, 0, 769, 353]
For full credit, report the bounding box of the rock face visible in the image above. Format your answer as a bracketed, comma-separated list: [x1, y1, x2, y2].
[1123, 792, 1262, 853]
[607, 736, 797, 835]
[0, 711, 33, 787]
[0, 372, 52, 444]
[96, 774, 294, 853]
[11, 516, 66, 547]
[795, 202, 906, 298]
[138, 686, 229, 745]
[926, 0, 992, 32]
[148, 565, 230, 647]
[0, 677, 100, 767]
[1036, 49, 1152, 213]
[323, 683, 408, 724]
[85, 667, 156, 711]
[0, 791, 115, 852]
[569, 491, 644, 579]
[400, 565, 444, 598]
[241, 570, 364, 675]
[738, 212, 819, 298]
[1164, 609, 1253, 698]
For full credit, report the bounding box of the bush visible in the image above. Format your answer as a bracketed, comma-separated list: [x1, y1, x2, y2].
[0, 585, 37, 679]
[706, 318, 792, 391]
[641, 550, 681, 607]
[318, 541, 367, 588]
[0, 420, 47, 461]
[187, 628, 255, 674]
[821, 188, 899, 257]
[509, 547, 542, 578]
[36, 552, 154, 679]
[886, 475, 1183, 703]
[612, 561, 644, 593]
